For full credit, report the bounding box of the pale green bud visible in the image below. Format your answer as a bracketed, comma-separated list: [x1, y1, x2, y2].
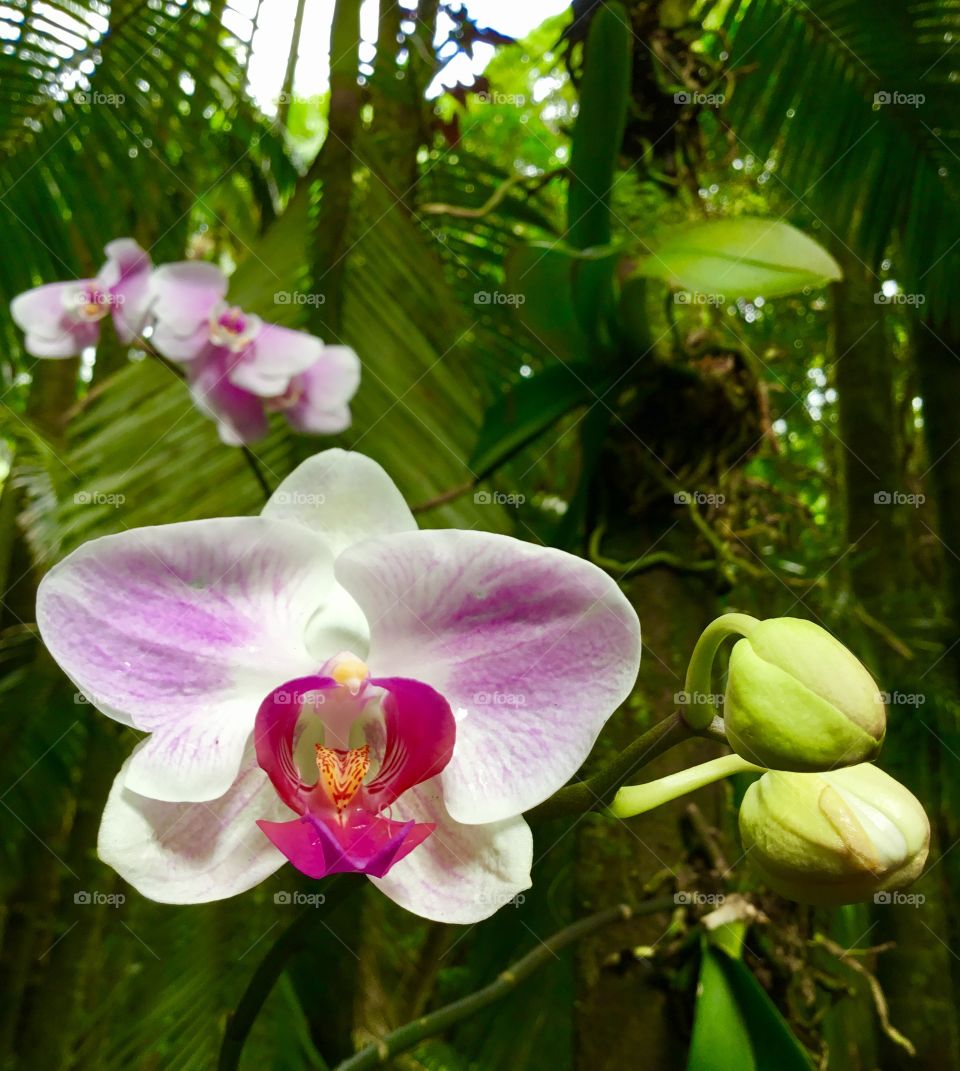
[724, 618, 885, 770]
[739, 765, 929, 906]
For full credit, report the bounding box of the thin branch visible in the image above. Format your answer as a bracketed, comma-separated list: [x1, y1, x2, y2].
[241, 446, 273, 502]
[811, 934, 915, 1056]
[278, 0, 308, 128]
[410, 479, 476, 513]
[419, 167, 567, 219]
[331, 900, 674, 1071]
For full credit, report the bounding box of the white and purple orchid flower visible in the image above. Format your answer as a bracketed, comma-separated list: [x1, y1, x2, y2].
[36, 450, 640, 923]
[9, 242, 361, 447]
[146, 261, 360, 446]
[10, 239, 152, 358]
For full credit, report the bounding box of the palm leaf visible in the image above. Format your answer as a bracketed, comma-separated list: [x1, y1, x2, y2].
[711, 0, 960, 326]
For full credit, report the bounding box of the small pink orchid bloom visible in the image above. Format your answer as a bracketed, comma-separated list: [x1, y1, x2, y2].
[150, 261, 360, 445]
[36, 450, 640, 922]
[10, 239, 152, 358]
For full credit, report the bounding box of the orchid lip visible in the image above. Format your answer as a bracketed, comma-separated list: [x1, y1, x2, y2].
[254, 671, 456, 880]
[64, 283, 113, 323]
[208, 302, 261, 351]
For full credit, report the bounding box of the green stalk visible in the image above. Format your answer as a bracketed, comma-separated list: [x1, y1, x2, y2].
[682, 613, 760, 729]
[608, 754, 763, 819]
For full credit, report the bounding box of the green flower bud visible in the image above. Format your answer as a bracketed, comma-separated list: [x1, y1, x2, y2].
[739, 765, 929, 906]
[724, 618, 885, 770]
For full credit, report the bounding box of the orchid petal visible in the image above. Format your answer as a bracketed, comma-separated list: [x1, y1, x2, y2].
[336, 530, 641, 824]
[98, 741, 289, 904]
[149, 261, 227, 361]
[365, 676, 456, 806]
[370, 780, 533, 923]
[37, 517, 336, 802]
[10, 281, 101, 358]
[189, 348, 269, 446]
[257, 812, 433, 880]
[229, 323, 324, 396]
[283, 346, 360, 435]
[262, 449, 416, 555]
[98, 238, 153, 343]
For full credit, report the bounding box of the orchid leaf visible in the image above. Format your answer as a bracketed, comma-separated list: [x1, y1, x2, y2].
[688, 944, 814, 1071]
[637, 218, 842, 299]
[469, 362, 602, 479]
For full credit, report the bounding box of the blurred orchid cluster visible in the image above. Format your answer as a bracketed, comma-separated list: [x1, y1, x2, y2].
[10, 239, 359, 445]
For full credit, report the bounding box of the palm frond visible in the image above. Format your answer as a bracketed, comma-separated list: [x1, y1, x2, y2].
[712, 0, 960, 325]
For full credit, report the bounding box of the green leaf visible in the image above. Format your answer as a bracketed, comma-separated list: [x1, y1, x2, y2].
[505, 244, 589, 361]
[506, 243, 623, 361]
[567, 2, 631, 250]
[689, 945, 757, 1071]
[470, 363, 599, 479]
[688, 946, 814, 1071]
[566, 0, 632, 339]
[637, 218, 843, 299]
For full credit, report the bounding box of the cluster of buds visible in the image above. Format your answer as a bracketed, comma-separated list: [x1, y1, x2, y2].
[702, 615, 928, 905]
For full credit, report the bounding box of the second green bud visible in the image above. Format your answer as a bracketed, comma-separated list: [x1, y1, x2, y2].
[725, 618, 885, 771]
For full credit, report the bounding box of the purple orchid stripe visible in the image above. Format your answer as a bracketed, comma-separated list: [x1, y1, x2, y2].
[334, 528, 641, 825]
[36, 516, 334, 802]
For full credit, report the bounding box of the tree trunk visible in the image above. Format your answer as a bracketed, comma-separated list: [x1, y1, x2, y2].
[835, 258, 960, 1071]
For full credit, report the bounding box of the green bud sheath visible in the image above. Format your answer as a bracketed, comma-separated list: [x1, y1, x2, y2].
[739, 765, 929, 906]
[725, 618, 885, 771]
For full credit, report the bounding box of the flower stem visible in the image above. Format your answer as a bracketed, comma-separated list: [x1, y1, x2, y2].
[608, 753, 763, 819]
[526, 712, 687, 822]
[241, 445, 273, 502]
[218, 874, 354, 1071]
[329, 898, 675, 1071]
[682, 612, 760, 729]
[526, 712, 729, 823]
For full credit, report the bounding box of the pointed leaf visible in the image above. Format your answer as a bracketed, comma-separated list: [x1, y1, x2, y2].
[639, 218, 842, 299]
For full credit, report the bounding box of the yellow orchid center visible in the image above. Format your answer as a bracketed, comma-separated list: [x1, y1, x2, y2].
[315, 743, 370, 812]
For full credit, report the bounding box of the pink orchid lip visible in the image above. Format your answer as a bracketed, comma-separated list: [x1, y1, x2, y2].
[208, 303, 261, 352]
[254, 669, 456, 880]
[64, 282, 115, 323]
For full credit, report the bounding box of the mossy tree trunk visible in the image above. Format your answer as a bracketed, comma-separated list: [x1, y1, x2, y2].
[834, 252, 960, 1071]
